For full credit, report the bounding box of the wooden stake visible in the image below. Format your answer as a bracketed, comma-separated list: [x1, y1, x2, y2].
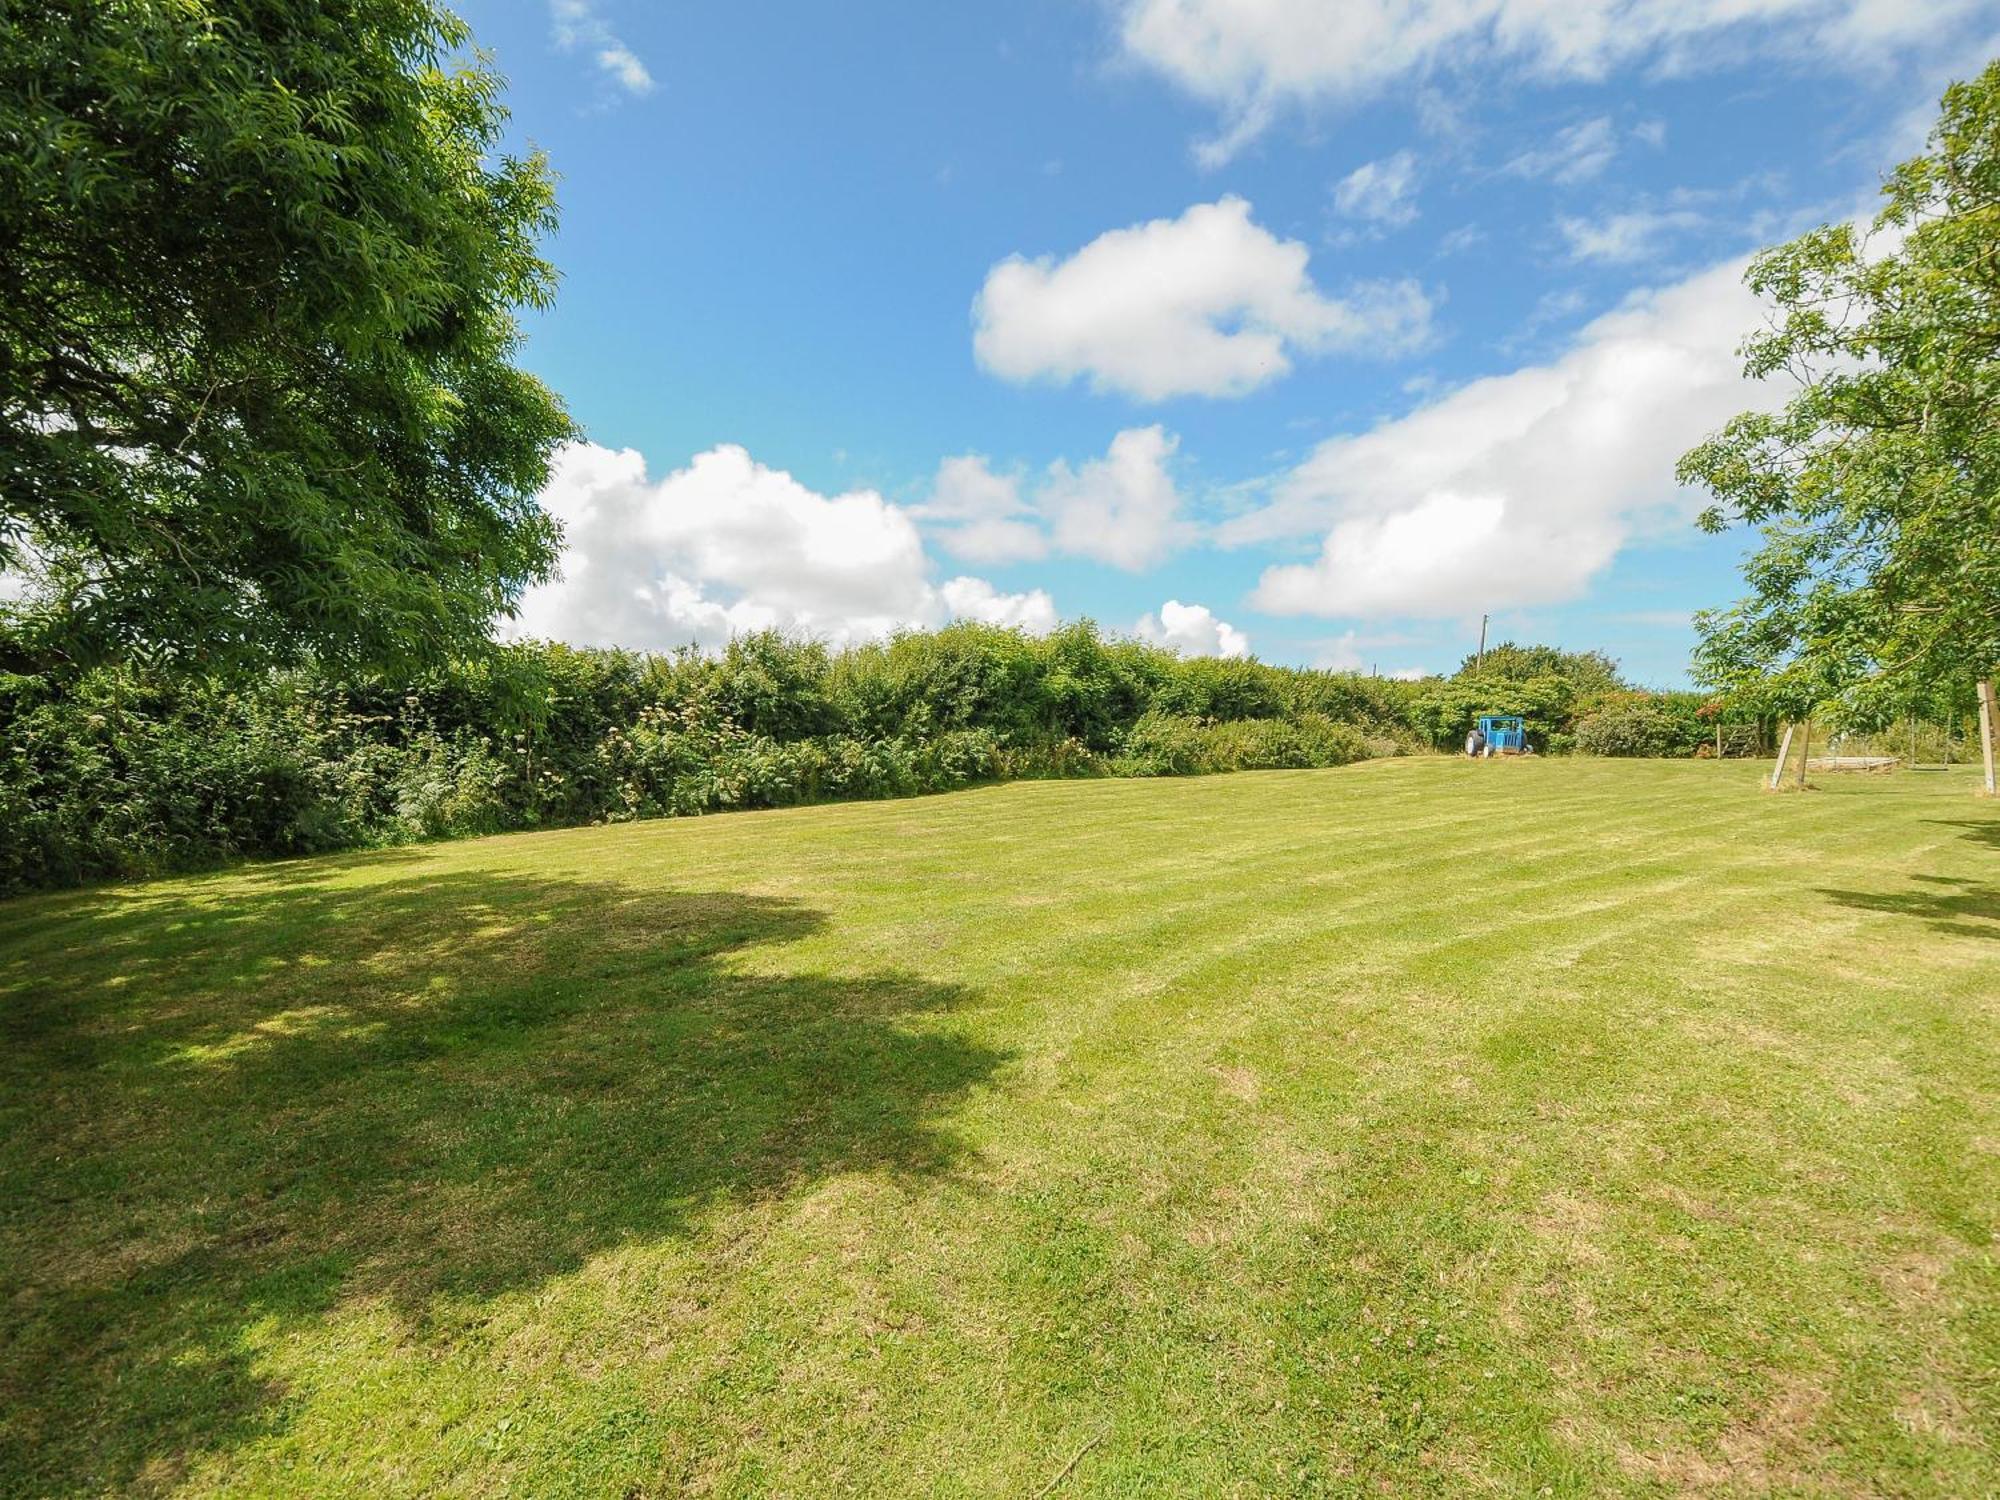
[1979, 677, 1997, 796]
[1769, 722, 1794, 790]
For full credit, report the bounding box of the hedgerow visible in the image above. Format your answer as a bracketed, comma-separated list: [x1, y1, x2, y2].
[0, 625, 1726, 892]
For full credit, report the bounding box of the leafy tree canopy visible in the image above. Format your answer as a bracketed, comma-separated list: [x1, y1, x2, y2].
[1455, 641, 1626, 694]
[1679, 62, 2000, 724]
[0, 0, 573, 676]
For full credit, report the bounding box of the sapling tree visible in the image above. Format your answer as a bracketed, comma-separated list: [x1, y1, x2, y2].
[1679, 61, 2000, 793]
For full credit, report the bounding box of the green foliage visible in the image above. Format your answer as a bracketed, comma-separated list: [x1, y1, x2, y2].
[1200, 713, 1373, 771]
[1402, 646, 1715, 757]
[1679, 63, 2000, 724]
[1114, 710, 1371, 776]
[1112, 710, 1212, 777]
[1573, 693, 1708, 758]
[0, 623, 1731, 892]
[0, 0, 573, 674]
[0, 668, 356, 890]
[1381, 642, 1641, 752]
[0, 625, 1413, 891]
[1455, 642, 1624, 695]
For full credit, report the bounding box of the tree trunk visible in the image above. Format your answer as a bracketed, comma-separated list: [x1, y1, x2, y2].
[1979, 678, 1997, 797]
[1795, 717, 1811, 789]
[1769, 722, 1794, 790]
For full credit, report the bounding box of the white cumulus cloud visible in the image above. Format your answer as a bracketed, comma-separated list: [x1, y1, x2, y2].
[939, 576, 1060, 635]
[972, 197, 1432, 401]
[915, 455, 1048, 564]
[1118, 0, 1977, 162]
[1042, 426, 1196, 570]
[1135, 600, 1252, 659]
[921, 428, 1198, 572]
[511, 443, 1057, 651]
[1224, 254, 1777, 619]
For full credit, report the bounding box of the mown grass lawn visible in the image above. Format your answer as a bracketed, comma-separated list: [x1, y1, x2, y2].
[2, 757, 1995, 1497]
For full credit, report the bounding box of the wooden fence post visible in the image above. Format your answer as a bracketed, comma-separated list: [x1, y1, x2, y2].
[1979, 678, 1997, 797]
[1769, 722, 1794, 790]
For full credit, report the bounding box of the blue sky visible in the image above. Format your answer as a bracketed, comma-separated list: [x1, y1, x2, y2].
[460, 0, 1993, 685]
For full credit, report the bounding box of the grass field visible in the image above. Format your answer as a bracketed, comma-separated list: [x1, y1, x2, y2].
[2, 758, 1996, 1497]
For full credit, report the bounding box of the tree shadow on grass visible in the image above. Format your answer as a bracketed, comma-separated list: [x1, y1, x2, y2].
[1816, 873, 2000, 940]
[1923, 816, 2000, 852]
[0, 862, 1003, 1496]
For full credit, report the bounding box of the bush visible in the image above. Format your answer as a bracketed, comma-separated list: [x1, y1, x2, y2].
[1574, 696, 1705, 757]
[1114, 711, 1209, 776]
[1113, 711, 1372, 777]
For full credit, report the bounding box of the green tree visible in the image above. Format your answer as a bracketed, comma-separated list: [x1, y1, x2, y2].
[1, 0, 573, 675]
[1455, 642, 1625, 694]
[1678, 62, 2000, 791]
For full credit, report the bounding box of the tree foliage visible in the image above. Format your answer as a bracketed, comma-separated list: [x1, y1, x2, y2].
[1678, 62, 2000, 723]
[0, 0, 573, 674]
[1455, 641, 1624, 695]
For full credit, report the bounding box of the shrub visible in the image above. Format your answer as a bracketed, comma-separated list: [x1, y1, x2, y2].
[1574, 696, 1705, 757]
[1114, 711, 1209, 777]
[1200, 713, 1371, 772]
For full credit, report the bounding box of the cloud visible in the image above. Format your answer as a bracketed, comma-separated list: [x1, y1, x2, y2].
[972, 197, 1433, 401]
[916, 455, 1048, 563]
[939, 576, 1060, 634]
[1506, 287, 1591, 347]
[1223, 254, 1777, 619]
[1116, 0, 1977, 161]
[1134, 600, 1251, 659]
[1312, 628, 1432, 675]
[1503, 116, 1619, 183]
[921, 429, 1199, 572]
[1332, 151, 1421, 226]
[1436, 223, 1488, 256]
[511, 443, 1056, 651]
[1559, 208, 1706, 262]
[550, 0, 655, 97]
[1042, 426, 1197, 570]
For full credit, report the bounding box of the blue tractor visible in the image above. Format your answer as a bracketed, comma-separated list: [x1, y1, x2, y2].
[1478, 714, 1527, 755]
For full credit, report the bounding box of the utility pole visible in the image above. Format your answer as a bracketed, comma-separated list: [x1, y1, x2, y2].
[1475, 614, 1489, 672]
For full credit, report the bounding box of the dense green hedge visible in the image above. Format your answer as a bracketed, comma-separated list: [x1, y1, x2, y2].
[0, 625, 1726, 893]
[1573, 693, 1710, 758]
